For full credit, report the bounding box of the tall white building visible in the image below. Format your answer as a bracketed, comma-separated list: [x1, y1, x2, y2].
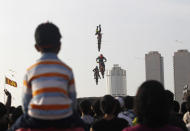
[174, 50, 190, 103]
[106, 64, 126, 97]
[145, 51, 164, 84]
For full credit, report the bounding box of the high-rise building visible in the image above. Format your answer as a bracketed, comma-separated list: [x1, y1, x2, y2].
[106, 64, 126, 97]
[145, 51, 164, 84]
[174, 50, 190, 103]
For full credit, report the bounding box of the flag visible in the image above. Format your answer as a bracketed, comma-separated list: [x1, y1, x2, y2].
[5, 77, 17, 87]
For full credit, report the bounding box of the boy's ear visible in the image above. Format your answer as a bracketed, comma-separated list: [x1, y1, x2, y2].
[55, 42, 61, 53]
[35, 44, 41, 52]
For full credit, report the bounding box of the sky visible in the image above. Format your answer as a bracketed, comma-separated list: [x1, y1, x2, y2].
[0, 0, 190, 106]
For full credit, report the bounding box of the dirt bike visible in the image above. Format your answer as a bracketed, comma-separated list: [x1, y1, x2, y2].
[94, 73, 99, 85]
[97, 33, 102, 52]
[98, 42, 101, 52]
[99, 64, 105, 78]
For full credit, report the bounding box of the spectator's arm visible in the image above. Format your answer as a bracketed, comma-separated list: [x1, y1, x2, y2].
[68, 72, 77, 111]
[4, 89, 11, 108]
[22, 74, 32, 113]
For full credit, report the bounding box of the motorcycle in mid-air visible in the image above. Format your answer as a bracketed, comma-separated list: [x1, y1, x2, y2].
[95, 25, 102, 52]
[99, 63, 105, 78]
[94, 73, 99, 85]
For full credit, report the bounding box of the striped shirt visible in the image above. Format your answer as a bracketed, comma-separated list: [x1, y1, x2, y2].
[22, 53, 76, 120]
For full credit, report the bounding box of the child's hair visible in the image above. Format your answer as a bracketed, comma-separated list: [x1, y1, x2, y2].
[172, 100, 180, 113]
[79, 100, 92, 115]
[124, 96, 134, 110]
[135, 80, 170, 128]
[92, 99, 103, 118]
[100, 95, 116, 115]
[35, 22, 62, 52]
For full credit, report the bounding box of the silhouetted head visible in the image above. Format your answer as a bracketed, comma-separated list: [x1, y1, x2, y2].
[187, 95, 190, 102]
[172, 100, 180, 113]
[165, 90, 174, 110]
[181, 102, 188, 115]
[134, 80, 170, 128]
[79, 100, 92, 115]
[124, 96, 134, 110]
[100, 95, 116, 115]
[92, 99, 103, 118]
[35, 22, 62, 53]
[114, 99, 122, 116]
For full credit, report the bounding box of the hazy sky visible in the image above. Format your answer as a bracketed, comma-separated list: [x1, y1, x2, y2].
[0, 0, 190, 105]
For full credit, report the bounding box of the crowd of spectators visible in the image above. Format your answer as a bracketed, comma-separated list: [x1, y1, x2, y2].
[2, 80, 190, 131]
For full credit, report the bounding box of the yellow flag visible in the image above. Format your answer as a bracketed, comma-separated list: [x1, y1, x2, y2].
[5, 77, 17, 87]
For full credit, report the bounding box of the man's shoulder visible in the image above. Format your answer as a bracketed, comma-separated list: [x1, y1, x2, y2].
[58, 60, 73, 71]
